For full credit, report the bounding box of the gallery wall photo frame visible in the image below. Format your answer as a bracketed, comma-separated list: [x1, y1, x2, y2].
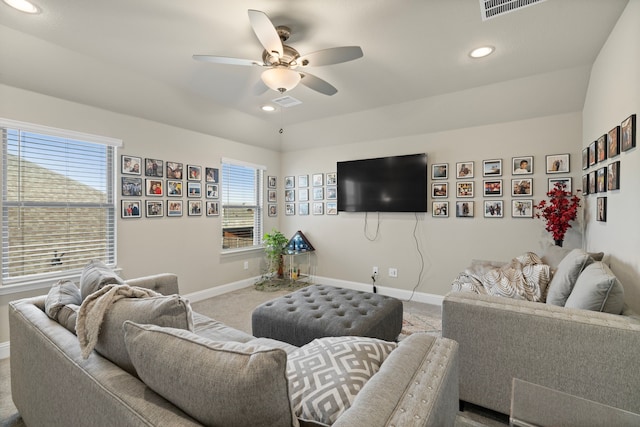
[268, 189, 277, 203]
[145, 158, 163, 177]
[326, 173, 337, 186]
[285, 203, 295, 215]
[326, 186, 337, 200]
[456, 162, 474, 179]
[589, 170, 597, 194]
[621, 113, 636, 152]
[432, 201, 449, 217]
[268, 176, 277, 188]
[511, 178, 532, 196]
[166, 161, 183, 179]
[456, 201, 474, 218]
[122, 177, 142, 197]
[285, 189, 295, 202]
[596, 134, 607, 163]
[187, 181, 201, 198]
[167, 200, 183, 217]
[608, 161, 620, 191]
[298, 175, 309, 188]
[484, 200, 504, 218]
[326, 202, 338, 215]
[548, 177, 572, 193]
[482, 159, 502, 177]
[582, 174, 589, 195]
[608, 125, 620, 158]
[312, 173, 324, 187]
[313, 202, 324, 215]
[285, 176, 295, 189]
[432, 163, 448, 180]
[596, 167, 607, 193]
[145, 200, 163, 218]
[432, 183, 448, 198]
[597, 197, 607, 222]
[205, 183, 218, 199]
[298, 188, 309, 202]
[483, 180, 502, 197]
[206, 201, 219, 216]
[121, 155, 142, 175]
[188, 200, 202, 216]
[313, 187, 324, 201]
[582, 148, 589, 170]
[588, 142, 597, 167]
[121, 200, 141, 218]
[167, 179, 183, 197]
[456, 181, 474, 198]
[205, 167, 219, 183]
[299, 203, 309, 216]
[546, 154, 570, 174]
[145, 179, 163, 196]
[512, 156, 533, 175]
[512, 199, 533, 218]
[187, 165, 202, 181]
[268, 204, 277, 217]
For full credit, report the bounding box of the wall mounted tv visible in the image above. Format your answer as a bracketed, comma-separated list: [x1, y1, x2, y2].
[337, 153, 427, 213]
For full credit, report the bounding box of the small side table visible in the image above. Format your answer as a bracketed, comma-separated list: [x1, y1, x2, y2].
[283, 251, 312, 284]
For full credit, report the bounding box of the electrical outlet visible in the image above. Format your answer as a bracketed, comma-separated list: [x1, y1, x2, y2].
[243, 261, 249, 270]
[372, 266, 379, 276]
[388, 268, 398, 278]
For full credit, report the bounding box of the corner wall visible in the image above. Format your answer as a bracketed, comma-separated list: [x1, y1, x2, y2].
[582, 0, 640, 312]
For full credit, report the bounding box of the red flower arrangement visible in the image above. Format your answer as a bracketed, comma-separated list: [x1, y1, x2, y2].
[534, 182, 581, 244]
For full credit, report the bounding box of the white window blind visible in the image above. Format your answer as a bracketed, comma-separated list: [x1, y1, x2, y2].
[221, 159, 264, 251]
[1, 119, 119, 283]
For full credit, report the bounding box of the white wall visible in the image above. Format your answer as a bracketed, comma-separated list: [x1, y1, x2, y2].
[582, 0, 640, 312]
[281, 112, 583, 297]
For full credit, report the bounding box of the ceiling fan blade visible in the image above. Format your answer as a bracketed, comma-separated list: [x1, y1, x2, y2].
[298, 46, 363, 67]
[299, 72, 338, 96]
[192, 55, 262, 67]
[248, 9, 283, 58]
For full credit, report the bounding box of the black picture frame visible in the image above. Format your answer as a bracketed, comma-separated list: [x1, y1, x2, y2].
[166, 161, 183, 179]
[145, 158, 163, 177]
[187, 165, 202, 181]
[608, 125, 620, 158]
[483, 159, 502, 177]
[548, 177, 572, 193]
[432, 183, 448, 198]
[205, 167, 219, 183]
[511, 178, 532, 196]
[121, 155, 142, 175]
[546, 154, 570, 174]
[607, 161, 620, 191]
[145, 200, 163, 218]
[121, 200, 141, 218]
[588, 142, 597, 166]
[432, 163, 448, 180]
[432, 201, 449, 217]
[589, 170, 597, 194]
[582, 174, 589, 196]
[206, 183, 218, 199]
[268, 204, 277, 217]
[596, 135, 607, 163]
[167, 200, 183, 217]
[145, 179, 163, 196]
[187, 182, 201, 198]
[582, 148, 589, 170]
[187, 200, 202, 216]
[512, 199, 533, 218]
[512, 156, 533, 175]
[166, 179, 183, 197]
[456, 162, 474, 179]
[121, 177, 142, 197]
[621, 114, 636, 152]
[597, 197, 607, 222]
[483, 180, 502, 197]
[206, 201, 219, 216]
[484, 200, 504, 218]
[596, 167, 607, 193]
[456, 201, 474, 218]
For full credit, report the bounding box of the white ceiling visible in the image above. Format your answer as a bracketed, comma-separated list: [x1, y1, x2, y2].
[0, 0, 629, 152]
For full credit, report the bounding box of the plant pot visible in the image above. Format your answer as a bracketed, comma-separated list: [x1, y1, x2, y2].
[554, 240, 563, 247]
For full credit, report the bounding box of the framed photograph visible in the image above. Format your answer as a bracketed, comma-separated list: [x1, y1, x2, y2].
[511, 178, 532, 196]
[483, 159, 502, 177]
[456, 162, 474, 179]
[432, 163, 448, 180]
[608, 126, 620, 158]
[205, 167, 219, 183]
[313, 187, 324, 201]
[285, 189, 295, 202]
[206, 201, 219, 216]
[166, 161, 183, 179]
[597, 197, 607, 222]
[267, 204, 277, 217]
[145, 158, 163, 177]
[596, 167, 607, 193]
[326, 202, 338, 215]
[268, 176, 277, 188]
[326, 172, 337, 186]
[546, 154, 570, 174]
[548, 177, 572, 193]
[268, 189, 277, 202]
[312, 173, 324, 187]
[167, 179, 183, 197]
[121, 200, 141, 218]
[205, 183, 218, 199]
[621, 113, 636, 152]
[512, 156, 533, 175]
[484, 200, 504, 218]
[187, 200, 202, 216]
[456, 201, 474, 218]
[145, 200, 163, 218]
[589, 170, 597, 194]
[582, 174, 589, 195]
[285, 203, 295, 216]
[298, 188, 309, 202]
[298, 175, 308, 188]
[432, 183, 448, 198]
[608, 161, 620, 191]
[167, 200, 183, 217]
[432, 201, 449, 217]
[456, 181, 474, 198]
[313, 202, 324, 215]
[596, 134, 607, 163]
[187, 181, 201, 197]
[284, 176, 295, 189]
[121, 155, 142, 175]
[483, 180, 502, 197]
[187, 165, 201, 181]
[581, 148, 588, 170]
[121, 177, 142, 197]
[512, 199, 533, 218]
[588, 142, 597, 166]
[299, 203, 309, 216]
[145, 179, 163, 196]
[326, 186, 337, 200]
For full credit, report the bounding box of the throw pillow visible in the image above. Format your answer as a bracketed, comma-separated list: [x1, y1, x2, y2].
[79, 260, 124, 300]
[57, 304, 80, 334]
[287, 336, 397, 425]
[546, 249, 594, 306]
[565, 262, 625, 314]
[45, 279, 82, 320]
[123, 322, 297, 427]
[94, 294, 193, 375]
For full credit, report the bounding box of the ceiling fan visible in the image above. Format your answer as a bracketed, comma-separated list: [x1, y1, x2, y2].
[193, 9, 363, 96]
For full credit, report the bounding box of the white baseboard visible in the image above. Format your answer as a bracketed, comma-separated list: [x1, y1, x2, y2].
[183, 276, 258, 303]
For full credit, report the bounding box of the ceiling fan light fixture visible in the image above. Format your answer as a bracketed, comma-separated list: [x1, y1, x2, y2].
[3, 0, 40, 13]
[469, 46, 495, 59]
[261, 67, 301, 93]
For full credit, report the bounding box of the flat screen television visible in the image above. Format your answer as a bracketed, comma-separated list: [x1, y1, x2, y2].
[337, 153, 427, 212]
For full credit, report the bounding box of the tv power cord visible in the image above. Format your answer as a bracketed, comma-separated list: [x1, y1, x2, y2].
[371, 273, 377, 294]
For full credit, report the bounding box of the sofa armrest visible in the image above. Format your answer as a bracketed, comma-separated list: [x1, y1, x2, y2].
[333, 334, 459, 427]
[126, 273, 179, 295]
[442, 291, 640, 415]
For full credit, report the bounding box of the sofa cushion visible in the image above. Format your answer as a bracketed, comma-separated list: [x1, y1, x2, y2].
[123, 322, 297, 427]
[287, 336, 397, 426]
[79, 260, 124, 300]
[546, 249, 594, 306]
[45, 279, 81, 321]
[95, 295, 193, 375]
[565, 262, 625, 314]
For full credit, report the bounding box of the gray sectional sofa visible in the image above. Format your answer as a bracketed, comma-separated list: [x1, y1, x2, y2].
[10, 272, 460, 427]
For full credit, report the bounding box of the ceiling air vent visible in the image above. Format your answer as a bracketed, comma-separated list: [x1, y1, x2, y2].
[479, 0, 547, 21]
[272, 95, 302, 108]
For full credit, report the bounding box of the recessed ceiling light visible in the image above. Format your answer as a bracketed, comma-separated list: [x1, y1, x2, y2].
[261, 105, 276, 112]
[3, 0, 40, 14]
[469, 46, 495, 59]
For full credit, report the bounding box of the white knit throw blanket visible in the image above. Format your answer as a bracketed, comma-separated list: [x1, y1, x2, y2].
[76, 284, 160, 359]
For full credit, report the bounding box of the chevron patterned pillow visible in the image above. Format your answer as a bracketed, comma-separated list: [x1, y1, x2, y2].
[287, 336, 397, 425]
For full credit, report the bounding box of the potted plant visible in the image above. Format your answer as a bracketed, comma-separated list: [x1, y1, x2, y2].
[262, 228, 288, 278]
[534, 182, 581, 247]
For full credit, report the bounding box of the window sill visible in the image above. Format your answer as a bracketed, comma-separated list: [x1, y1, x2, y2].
[0, 267, 122, 296]
[221, 246, 264, 257]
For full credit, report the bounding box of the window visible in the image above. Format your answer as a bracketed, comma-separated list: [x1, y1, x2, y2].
[1, 119, 121, 284]
[220, 158, 264, 251]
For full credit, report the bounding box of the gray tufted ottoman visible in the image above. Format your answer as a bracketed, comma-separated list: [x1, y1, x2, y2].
[251, 284, 403, 346]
